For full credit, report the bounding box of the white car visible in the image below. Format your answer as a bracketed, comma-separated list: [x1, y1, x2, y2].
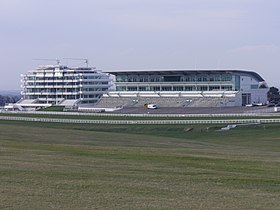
[144, 104, 158, 109]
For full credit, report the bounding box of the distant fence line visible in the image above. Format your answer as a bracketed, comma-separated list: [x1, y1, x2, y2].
[1, 116, 280, 125]
[0, 110, 278, 118]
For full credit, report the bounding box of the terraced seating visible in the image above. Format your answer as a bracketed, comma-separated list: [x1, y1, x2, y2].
[94, 97, 137, 108]
[59, 99, 80, 108]
[94, 91, 239, 108]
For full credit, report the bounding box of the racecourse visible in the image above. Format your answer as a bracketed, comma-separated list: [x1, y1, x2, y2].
[0, 116, 280, 209]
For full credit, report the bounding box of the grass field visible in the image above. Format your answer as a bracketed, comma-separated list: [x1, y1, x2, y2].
[0, 120, 280, 209]
[39, 106, 65, 112]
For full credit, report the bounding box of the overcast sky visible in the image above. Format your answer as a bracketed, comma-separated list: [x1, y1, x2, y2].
[0, 0, 280, 90]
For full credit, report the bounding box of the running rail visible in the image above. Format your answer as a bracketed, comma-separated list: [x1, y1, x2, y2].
[0, 110, 278, 118]
[1, 116, 280, 124]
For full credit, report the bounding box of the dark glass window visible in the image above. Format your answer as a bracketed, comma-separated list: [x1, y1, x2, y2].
[173, 86, 184, 91]
[163, 76, 181, 82]
[162, 86, 172, 91]
[150, 86, 160, 91]
[127, 86, 138, 91]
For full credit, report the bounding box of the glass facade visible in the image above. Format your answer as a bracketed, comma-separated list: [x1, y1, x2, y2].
[113, 72, 236, 92]
[107, 70, 267, 94]
[115, 73, 232, 83]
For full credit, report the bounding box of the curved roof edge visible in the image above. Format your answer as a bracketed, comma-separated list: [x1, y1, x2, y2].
[105, 69, 265, 82]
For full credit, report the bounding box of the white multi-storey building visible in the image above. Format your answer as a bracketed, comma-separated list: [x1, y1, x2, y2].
[18, 65, 111, 109]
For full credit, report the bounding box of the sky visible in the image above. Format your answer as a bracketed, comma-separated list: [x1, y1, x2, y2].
[0, 0, 280, 90]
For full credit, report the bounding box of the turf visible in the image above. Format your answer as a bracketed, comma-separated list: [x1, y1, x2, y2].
[0, 120, 280, 209]
[39, 106, 65, 112]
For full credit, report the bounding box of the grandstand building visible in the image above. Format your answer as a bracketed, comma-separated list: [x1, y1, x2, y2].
[17, 65, 111, 110]
[94, 69, 268, 108]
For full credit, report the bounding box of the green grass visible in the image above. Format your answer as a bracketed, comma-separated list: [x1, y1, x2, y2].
[0, 120, 280, 209]
[39, 105, 65, 112]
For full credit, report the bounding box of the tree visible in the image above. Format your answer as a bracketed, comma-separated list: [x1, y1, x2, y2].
[267, 87, 280, 102]
[0, 95, 21, 106]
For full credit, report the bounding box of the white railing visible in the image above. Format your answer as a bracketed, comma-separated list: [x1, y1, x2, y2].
[1, 110, 279, 118]
[1, 116, 280, 125]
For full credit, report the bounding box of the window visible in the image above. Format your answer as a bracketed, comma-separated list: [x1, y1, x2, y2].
[173, 86, 184, 91]
[185, 75, 196, 82]
[250, 85, 258, 89]
[185, 76, 191, 82]
[196, 75, 202, 82]
[139, 86, 148, 91]
[150, 76, 161, 82]
[150, 86, 160, 91]
[221, 74, 232, 81]
[127, 86, 138, 91]
[214, 75, 221, 81]
[116, 75, 126, 82]
[163, 76, 181, 82]
[116, 86, 126, 91]
[185, 86, 194, 91]
[127, 75, 137, 82]
[221, 86, 232, 91]
[139, 76, 144, 82]
[197, 86, 208, 91]
[162, 86, 172, 91]
[209, 75, 215, 82]
[209, 86, 220, 91]
[202, 75, 208, 82]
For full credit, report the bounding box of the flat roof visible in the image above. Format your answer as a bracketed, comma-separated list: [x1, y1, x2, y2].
[104, 69, 265, 82]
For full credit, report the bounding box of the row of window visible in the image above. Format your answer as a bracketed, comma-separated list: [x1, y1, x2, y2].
[25, 76, 105, 81]
[26, 88, 79, 93]
[25, 81, 108, 86]
[26, 82, 79, 86]
[116, 74, 233, 83]
[82, 82, 109, 85]
[26, 95, 100, 100]
[82, 88, 108, 92]
[26, 76, 81, 80]
[25, 88, 108, 93]
[116, 85, 233, 91]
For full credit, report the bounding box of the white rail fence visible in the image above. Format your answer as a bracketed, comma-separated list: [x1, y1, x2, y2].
[0, 110, 278, 118]
[1, 116, 280, 125]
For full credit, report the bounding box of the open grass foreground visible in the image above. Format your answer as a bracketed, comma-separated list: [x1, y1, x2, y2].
[0, 120, 280, 209]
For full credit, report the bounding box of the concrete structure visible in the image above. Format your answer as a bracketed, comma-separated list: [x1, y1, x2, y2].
[16, 65, 111, 110]
[96, 69, 268, 108]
